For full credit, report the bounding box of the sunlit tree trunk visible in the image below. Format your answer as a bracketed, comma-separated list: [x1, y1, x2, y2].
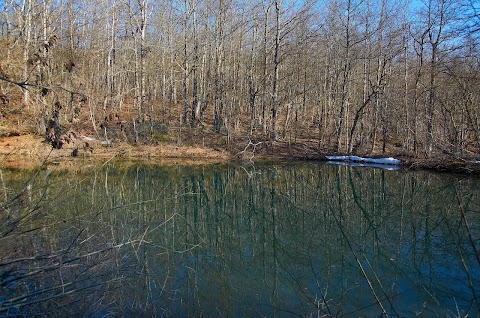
[261, 0, 271, 134]
[336, 0, 352, 152]
[191, 0, 199, 126]
[107, 0, 117, 99]
[214, 0, 225, 132]
[270, 0, 281, 140]
[411, 29, 426, 156]
[198, 1, 212, 123]
[402, 9, 411, 152]
[248, 15, 258, 135]
[425, 0, 446, 157]
[40, 0, 52, 133]
[22, 0, 33, 106]
[183, 0, 190, 126]
[139, 0, 147, 122]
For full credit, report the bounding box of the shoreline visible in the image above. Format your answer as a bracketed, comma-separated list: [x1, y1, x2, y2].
[1, 134, 479, 174]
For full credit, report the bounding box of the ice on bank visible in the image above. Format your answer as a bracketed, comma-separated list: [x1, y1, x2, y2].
[325, 155, 402, 170]
[325, 155, 401, 165]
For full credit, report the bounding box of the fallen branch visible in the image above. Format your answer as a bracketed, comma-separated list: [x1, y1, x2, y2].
[237, 138, 263, 162]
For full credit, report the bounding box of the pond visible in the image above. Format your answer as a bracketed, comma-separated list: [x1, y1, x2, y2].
[1, 162, 479, 317]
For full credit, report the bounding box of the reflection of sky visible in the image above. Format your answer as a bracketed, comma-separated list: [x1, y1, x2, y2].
[136, 163, 479, 317]
[4, 156, 479, 316]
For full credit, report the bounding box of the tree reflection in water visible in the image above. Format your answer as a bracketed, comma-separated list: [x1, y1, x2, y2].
[0, 163, 479, 317]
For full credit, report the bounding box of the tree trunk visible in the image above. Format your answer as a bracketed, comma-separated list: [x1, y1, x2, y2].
[271, 0, 281, 140]
[191, 1, 199, 127]
[336, 0, 352, 153]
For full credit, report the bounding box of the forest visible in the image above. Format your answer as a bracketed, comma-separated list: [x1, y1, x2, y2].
[0, 0, 479, 160]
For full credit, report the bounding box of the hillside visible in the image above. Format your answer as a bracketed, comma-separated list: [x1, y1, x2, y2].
[1, 0, 479, 173]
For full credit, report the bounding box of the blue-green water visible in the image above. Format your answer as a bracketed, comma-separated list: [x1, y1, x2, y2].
[1, 162, 479, 317]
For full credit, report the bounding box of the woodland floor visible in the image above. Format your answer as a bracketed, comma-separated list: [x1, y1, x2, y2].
[1, 131, 480, 175]
[0, 100, 479, 174]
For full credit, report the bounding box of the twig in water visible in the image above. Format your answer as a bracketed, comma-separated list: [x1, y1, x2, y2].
[363, 255, 399, 317]
[455, 189, 480, 267]
[330, 206, 389, 317]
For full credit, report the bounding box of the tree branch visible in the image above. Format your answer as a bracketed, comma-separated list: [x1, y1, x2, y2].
[0, 74, 88, 101]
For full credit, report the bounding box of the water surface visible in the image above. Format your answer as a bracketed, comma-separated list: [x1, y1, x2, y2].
[1, 162, 479, 317]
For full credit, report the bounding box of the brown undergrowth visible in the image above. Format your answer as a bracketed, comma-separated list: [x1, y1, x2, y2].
[0, 134, 231, 170]
[1, 132, 480, 175]
[0, 96, 479, 173]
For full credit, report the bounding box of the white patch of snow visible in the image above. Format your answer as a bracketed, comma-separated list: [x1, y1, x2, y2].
[325, 155, 401, 165]
[82, 136, 96, 141]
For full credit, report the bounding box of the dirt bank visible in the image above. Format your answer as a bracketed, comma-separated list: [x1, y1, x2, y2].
[1, 133, 479, 174]
[0, 134, 230, 170]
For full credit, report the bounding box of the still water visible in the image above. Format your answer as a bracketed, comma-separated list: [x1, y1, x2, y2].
[1, 162, 479, 317]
